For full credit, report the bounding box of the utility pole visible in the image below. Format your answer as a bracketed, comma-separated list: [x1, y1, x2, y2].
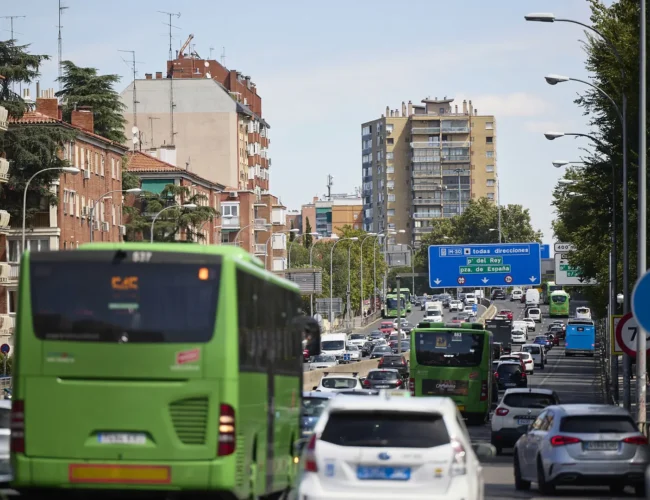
[326, 174, 333, 201]
[118, 50, 142, 128]
[636, 0, 647, 427]
[148, 117, 160, 149]
[1, 15, 26, 41]
[158, 11, 181, 145]
[57, 2, 67, 91]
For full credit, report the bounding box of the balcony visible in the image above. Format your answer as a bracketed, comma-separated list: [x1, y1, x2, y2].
[412, 156, 441, 164]
[413, 184, 444, 191]
[413, 213, 437, 220]
[0, 210, 10, 230]
[413, 226, 434, 234]
[254, 243, 267, 255]
[441, 141, 471, 148]
[442, 155, 470, 162]
[0, 105, 7, 132]
[413, 198, 442, 206]
[412, 170, 441, 178]
[0, 158, 8, 183]
[411, 127, 440, 135]
[222, 216, 241, 230]
[7, 262, 19, 283]
[411, 142, 441, 149]
[253, 218, 268, 230]
[0, 315, 14, 335]
[441, 126, 470, 134]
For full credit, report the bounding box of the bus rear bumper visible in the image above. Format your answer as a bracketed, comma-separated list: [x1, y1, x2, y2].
[12, 456, 237, 495]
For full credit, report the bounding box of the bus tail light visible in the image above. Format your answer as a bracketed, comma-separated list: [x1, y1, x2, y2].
[480, 380, 488, 401]
[217, 404, 236, 456]
[11, 400, 24, 453]
[409, 378, 415, 396]
[304, 434, 318, 472]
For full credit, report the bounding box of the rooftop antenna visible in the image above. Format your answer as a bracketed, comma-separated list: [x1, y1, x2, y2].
[131, 126, 140, 153]
[57, 1, 67, 91]
[158, 10, 181, 145]
[209, 46, 214, 59]
[326, 174, 333, 201]
[118, 50, 143, 128]
[204, 61, 211, 79]
[220, 47, 226, 67]
[0, 14, 26, 41]
[147, 117, 160, 148]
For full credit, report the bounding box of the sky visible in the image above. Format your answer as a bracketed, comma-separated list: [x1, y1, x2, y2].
[5, 0, 608, 245]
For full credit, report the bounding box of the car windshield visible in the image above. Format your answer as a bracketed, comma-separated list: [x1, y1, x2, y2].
[370, 332, 383, 338]
[414, 331, 484, 367]
[512, 330, 525, 335]
[497, 364, 520, 375]
[382, 356, 405, 366]
[386, 298, 405, 309]
[529, 309, 540, 315]
[373, 346, 392, 352]
[312, 355, 336, 362]
[368, 371, 399, 380]
[522, 345, 541, 354]
[321, 340, 345, 350]
[560, 415, 637, 433]
[302, 397, 330, 417]
[534, 337, 547, 342]
[347, 345, 358, 351]
[320, 411, 450, 448]
[349, 334, 365, 340]
[504, 393, 557, 409]
[321, 378, 358, 389]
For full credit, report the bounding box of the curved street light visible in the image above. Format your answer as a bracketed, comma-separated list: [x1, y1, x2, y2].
[552, 160, 584, 169]
[150, 203, 197, 243]
[22, 166, 80, 253]
[329, 236, 358, 331]
[90, 188, 142, 242]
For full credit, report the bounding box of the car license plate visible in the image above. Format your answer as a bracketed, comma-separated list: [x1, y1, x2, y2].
[505, 383, 516, 387]
[584, 441, 619, 451]
[376, 385, 389, 388]
[357, 466, 411, 480]
[97, 433, 146, 445]
[517, 418, 534, 425]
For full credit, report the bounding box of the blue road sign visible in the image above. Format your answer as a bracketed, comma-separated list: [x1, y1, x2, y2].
[343, 353, 351, 362]
[472, 303, 478, 312]
[632, 271, 650, 332]
[540, 244, 550, 259]
[0, 344, 9, 355]
[428, 243, 542, 289]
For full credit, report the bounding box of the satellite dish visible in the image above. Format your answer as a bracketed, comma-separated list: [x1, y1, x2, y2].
[205, 72, 212, 79]
[131, 126, 139, 135]
[204, 61, 209, 67]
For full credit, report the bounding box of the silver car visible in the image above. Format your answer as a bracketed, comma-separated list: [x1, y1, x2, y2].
[514, 404, 649, 496]
[0, 400, 10, 485]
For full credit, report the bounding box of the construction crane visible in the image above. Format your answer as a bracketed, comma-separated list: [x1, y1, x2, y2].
[179, 34, 194, 59]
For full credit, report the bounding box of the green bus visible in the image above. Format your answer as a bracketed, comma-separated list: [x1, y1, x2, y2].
[542, 281, 563, 304]
[549, 290, 571, 317]
[409, 322, 493, 425]
[11, 243, 318, 498]
[393, 288, 412, 312]
[384, 294, 407, 318]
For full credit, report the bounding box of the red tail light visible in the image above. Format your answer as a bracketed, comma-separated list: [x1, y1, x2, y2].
[363, 379, 371, 388]
[395, 379, 403, 387]
[623, 436, 648, 445]
[217, 404, 236, 456]
[304, 434, 318, 472]
[480, 380, 488, 401]
[521, 372, 527, 379]
[10, 399, 24, 453]
[550, 435, 581, 446]
[494, 371, 499, 379]
[496, 408, 509, 416]
[409, 377, 415, 396]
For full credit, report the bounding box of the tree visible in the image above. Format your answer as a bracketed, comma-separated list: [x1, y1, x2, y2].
[289, 220, 296, 242]
[550, 0, 643, 316]
[56, 60, 126, 143]
[0, 41, 76, 225]
[304, 217, 313, 248]
[126, 184, 217, 242]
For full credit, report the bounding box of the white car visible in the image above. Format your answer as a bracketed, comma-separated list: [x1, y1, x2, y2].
[424, 310, 443, 322]
[511, 289, 523, 302]
[313, 374, 363, 393]
[449, 300, 462, 312]
[0, 400, 10, 484]
[513, 351, 535, 374]
[464, 294, 477, 305]
[523, 318, 536, 332]
[295, 392, 492, 500]
[309, 354, 339, 371]
[347, 333, 367, 348]
[490, 388, 559, 455]
[463, 305, 476, 314]
[512, 321, 529, 336]
[521, 343, 545, 368]
[346, 345, 361, 362]
[527, 307, 542, 323]
[511, 330, 527, 344]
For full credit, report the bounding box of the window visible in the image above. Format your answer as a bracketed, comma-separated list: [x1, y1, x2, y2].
[362, 125, 371, 136]
[486, 151, 494, 158]
[222, 204, 239, 217]
[387, 138, 394, 145]
[487, 179, 495, 187]
[74, 145, 79, 168]
[100, 155, 105, 176]
[8, 239, 50, 262]
[387, 181, 394, 190]
[486, 136, 493, 144]
[386, 166, 394, 173]
[95, 153, 99, 174]
[486, 164, 494, 172]
[414, 331, 485, 368]
[387, 209, 395, 217]
[387, 194, 395, 202]
[386, 152, 394, 160]
[487, 193, 495, 200]
[30, 259, 221, 343]
[69, 191, 75, 216]
[111, 158, 116, 178]
[486, 122, 494, 130]
[7, 290, 17, 314]
[503, 392, 558, 409]
[560, 415, 636, 433]
[81, 196, 86, 216]
[386, 124, 394, 134]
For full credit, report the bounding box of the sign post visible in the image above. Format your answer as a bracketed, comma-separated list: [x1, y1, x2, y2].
[554, 252, 596, 286]
[396, 276, 402, 356]
[615, 313, 650, 358]
[631, 273, 650, 419]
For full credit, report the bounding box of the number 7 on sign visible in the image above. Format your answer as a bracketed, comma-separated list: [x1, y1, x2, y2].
[628, 327, 650, 342]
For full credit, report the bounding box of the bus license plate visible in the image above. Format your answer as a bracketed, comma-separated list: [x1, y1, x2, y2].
[98, 433, 146, 445]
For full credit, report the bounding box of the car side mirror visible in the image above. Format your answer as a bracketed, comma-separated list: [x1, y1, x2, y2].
[312, 386, 318, 391]
[472, 442, 496, 458]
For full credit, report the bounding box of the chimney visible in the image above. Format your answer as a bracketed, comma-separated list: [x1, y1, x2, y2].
[36, 81, 40, 99]
[468, 100, 473, 116]
[407, 100, 413, 116]
[71, 106, 94, 133]
[386, 106, 390, 117]
[35, 95, 59, 119]
[462, 100, 468, 114]
[402, 101, 406, 116]
[145, 73, 152, 80]
[156, 71, 163, 79]
[474, 108, 478, 115]
[455, 104, 458, 114]
[389, 110, 394, 117]
[159, 144, 177, 167]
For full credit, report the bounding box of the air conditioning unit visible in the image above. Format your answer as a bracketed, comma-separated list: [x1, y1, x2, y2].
[101, 222, 110, 232]
[81, 207, 88, 217]
[83, 169, 91, 180]
[228, 191, 238, 199]
[93, 220, 100, 230]
[118, 225, 126, 236]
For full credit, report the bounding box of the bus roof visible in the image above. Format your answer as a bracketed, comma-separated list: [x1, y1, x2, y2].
[415, 321, 486, 331]
[550, 290, 569, 295]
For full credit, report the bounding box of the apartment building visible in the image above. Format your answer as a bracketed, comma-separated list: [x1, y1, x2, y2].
[219, 190, 289, 271]
[0, 90, 128, 338]
[0, 75, 10, 346]
[121, 75, 270, 195]
[362, 98, 497, 248]
[126, 149, 225, 243]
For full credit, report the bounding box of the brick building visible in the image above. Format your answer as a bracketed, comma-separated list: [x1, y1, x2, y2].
[126, 149, 225, 243]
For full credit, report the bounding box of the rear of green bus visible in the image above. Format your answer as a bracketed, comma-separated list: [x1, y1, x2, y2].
[384, 295, 406, 318]
[11, 244, 296, 497]
[408, 322, 492, 425]
[549, 290, 570, 317]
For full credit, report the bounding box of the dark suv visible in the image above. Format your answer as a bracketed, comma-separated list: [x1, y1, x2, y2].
[492, 289, 506, 300]
[362, 369, 405, 390]
[377, 354, 409, 378]
[495, 361, 527, 390]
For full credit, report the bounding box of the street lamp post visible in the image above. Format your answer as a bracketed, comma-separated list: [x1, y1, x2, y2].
[90, 188, 142, 242]
[372, 234, 383, 314]
[150, 203, 197, 243]
[308, 237, 327, 316]
[329, 237, 358, 332]
[359, 233, 378, 319]
[22, 167, 80, 253]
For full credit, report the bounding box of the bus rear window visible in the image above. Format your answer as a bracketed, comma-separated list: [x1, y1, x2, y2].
[30, 261, 220, 343]
[414, 331, 484, 367]
[551, 295, 567, 303]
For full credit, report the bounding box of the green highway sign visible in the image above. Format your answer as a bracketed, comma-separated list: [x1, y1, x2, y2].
[559, 264, 579, 272]
[466, 257, 503, 265]
[459, 264, 512, 274]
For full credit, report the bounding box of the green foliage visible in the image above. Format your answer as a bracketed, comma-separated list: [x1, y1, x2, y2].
[126, 184, 217, 242]
[0, 40, 48, 118]
[304, 217, 313, 248]
[56, 60, 127, 143]
[289, 220, 296, 242]
[551, 0, 644, 316]
[289, 226, 387, 317]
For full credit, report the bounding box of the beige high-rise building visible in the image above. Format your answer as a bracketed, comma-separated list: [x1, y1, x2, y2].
[361, 97, 497, 248]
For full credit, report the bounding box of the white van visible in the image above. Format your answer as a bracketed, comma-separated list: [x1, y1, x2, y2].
[525, 289, 540, 307]
[521, 343, 545, 369]
[464, 293, 477, 305]
[512, 321, 529, 335]
[527, 307, 542, 323]
[575, 307, 592, 320]
[320, 333, 349, 362]
[511, 288, 523, 302]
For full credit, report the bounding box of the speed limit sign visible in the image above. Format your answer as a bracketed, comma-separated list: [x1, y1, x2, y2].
[615, 312, 650, 357]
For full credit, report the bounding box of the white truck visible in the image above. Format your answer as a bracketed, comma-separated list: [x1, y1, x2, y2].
[425, 300, 443, 315]
[525, 289, 540, 307]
